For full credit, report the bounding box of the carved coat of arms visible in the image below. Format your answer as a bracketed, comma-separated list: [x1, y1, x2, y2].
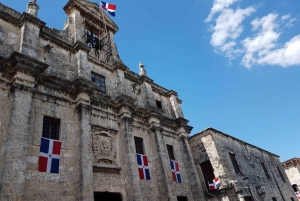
[92, 131, 116, 165]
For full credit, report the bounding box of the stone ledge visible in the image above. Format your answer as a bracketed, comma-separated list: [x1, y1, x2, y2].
[93, 164, 122, 173]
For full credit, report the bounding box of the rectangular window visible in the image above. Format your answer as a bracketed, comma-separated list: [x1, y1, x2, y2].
[292, 184, 299, 192]
[177, 196, 188, 201]
[229, 153, 241, 174]
[244, 196, 254, 201]
[166, 145, 175, 160]
[200, 160, 215, 190]
[42, 116, 60, 140]
[156, 100, 162, 109]
[272, 197, 277, 201]
[277, 166, 286, 182]
[261, 162, 271, 179]
[91, 72, 106, 93]
[134, 137, 144, 154]
[291, 198, 295, 201]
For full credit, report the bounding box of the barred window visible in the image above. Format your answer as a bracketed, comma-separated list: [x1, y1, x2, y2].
[134, 137, 144, 155]
[229, 153, 241, 174]
[91, 72, 106, 93]
[42, 116, 60, 140]
[167, 145, 175, 160]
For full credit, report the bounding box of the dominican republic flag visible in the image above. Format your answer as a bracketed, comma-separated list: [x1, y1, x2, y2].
[170, 160, 182, 183]
[39, 137, 62, 174]
[295, 191, 300, 199]
[101, 1, 116, 17]
[208, 177, 221, 190]
[137, 154, 151, 180]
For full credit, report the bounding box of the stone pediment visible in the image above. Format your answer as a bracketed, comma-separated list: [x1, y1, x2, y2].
[64, 0, 118, 33]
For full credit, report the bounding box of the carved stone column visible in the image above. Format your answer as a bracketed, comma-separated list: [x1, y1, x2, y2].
[76, 101, 94, 201]
[120, 112, 142, 201]
[178, 128, 205, 201]
[0, 83, 33, 200]
[151, 124, 173, 201]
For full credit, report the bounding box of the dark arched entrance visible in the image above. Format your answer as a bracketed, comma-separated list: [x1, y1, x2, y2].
[94, 192, 122, 201]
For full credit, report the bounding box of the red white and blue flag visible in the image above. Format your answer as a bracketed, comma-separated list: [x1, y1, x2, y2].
[101, 1, 116, 17]
[208, 177, 221, 190]
[137, 154, 151, 180]
[170, 160, 182, 183]
[38, 137, 62, 174]
[295, 191, 300, 199]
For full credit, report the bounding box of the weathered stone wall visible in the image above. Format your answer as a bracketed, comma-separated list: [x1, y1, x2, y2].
[283, 159, 300, 187]
[189, 128, 297, 201]
[0, 19, 20, 57]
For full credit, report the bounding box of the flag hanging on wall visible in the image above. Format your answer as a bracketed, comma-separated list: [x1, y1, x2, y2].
[170, 160, 182, 183]
[137, 154, 151, 180]
[208, 177, 221, 190]
[100, 1, 116, 17]
[38, 137, 62, 174]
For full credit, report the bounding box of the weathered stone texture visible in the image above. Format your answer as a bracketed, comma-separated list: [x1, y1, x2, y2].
[189, 128, 297, 201]
[282, 158, 300, 187]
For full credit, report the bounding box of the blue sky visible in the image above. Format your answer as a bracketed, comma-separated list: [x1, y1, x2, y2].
[2, 0, 300, 161]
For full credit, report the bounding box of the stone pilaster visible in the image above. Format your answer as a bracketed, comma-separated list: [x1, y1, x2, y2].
[0, 83, 33, 201]
[120, 110, 142, 201]
[76, 99, 94, 201]
[151, 124, 173, 201]
[178, 129, 204, 201]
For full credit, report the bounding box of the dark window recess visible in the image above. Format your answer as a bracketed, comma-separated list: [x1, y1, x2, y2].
[134, 137, 144, 155]
[91, 72, 106, 93]
[200, 160, 215, 190]
[94, 192, 122, 201]
[229, 153, 241, 174]
[292, 184, 299, 192]
[277, 166, 286, 182]
[156, 100, 162, 109]
[261, 162, 271, 179]
[167, 145, 175, 160]
[272, 197, 277, 201]
[42, 116, 60, 140]
[177, 196, 188, 201]
[244, 196, 254, 201]
[291, 198, 295, 201]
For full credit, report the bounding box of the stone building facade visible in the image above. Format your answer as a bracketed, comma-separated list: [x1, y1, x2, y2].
[189, 128, 297, 201]
[282, 158, 300, 192]
[0, 0, 204, 200]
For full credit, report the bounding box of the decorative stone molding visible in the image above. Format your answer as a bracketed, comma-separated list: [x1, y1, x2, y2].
[92, 130, 117, 167]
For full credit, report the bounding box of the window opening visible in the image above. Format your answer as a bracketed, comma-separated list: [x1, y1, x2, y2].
[200, 160, 215, 190]
[91, 72, 106, 93]
[177, 196, 188, 201]
[272, 197, 277, 201]
[156, 100, 162, 109]
[277, 166, 286, 182]
[292, 184, 299, 192]
[42, 116, 60, 140]
[261, 162, 270, 179]
[94, 192, 122, 201]
[244, 196, 254, 201]
[167, 145, 175, 160]
[229, 153, 241, 174]
[134, 137, 144, 155]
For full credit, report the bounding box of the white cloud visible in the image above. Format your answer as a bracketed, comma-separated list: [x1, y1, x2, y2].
[242, 14, 280, 68]
[205, 0, 239, 22]
[286, 17, 297, 27]
[281, 14, 290, 21]
[206, 0, 300, 68]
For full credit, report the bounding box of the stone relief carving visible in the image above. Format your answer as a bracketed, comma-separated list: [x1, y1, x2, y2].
[92, 131, 117, 165]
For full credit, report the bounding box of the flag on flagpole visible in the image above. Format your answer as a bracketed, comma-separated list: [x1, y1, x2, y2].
[100, 1, 116, 17]
[137, 154, 151, 180]
[208, 177, 221, 190]
[170, 160, 182, 183]
[39, 137, 62, 174]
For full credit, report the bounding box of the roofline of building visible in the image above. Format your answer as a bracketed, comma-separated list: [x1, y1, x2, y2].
[281, 158, 300, 165]
[190, 127, 279, 157]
